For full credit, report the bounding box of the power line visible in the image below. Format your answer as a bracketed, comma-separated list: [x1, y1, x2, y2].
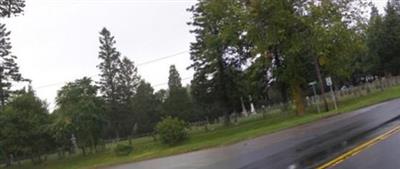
[36, 82, 67, 89]
[35, 50, 189, 89]
[153, 76, 192, 87]
[137, 50, 188, 66]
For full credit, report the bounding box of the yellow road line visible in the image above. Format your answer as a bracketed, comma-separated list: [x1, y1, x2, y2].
[317, 124, 400, 169]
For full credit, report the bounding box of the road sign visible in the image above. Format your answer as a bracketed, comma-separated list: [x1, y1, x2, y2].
[325, 76, 338, 111]
[308, 81, 320, 113]
[326, 77, 332, 86]
[308, 81, 317, 86]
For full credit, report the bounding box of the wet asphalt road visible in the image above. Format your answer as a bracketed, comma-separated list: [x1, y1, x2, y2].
[108, 99, 400, 169]
[332, 127, 400, 169]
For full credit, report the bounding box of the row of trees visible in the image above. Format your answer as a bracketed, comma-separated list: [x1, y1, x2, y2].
[0, 11, 197, 166]
[0, 26, 197, 165]
[366, 1, 400, 76]
[2, 0, 400, 166]
[94, 28, 195, 140]
[0, 0, 196, 164]
[188, 0, 385, 123]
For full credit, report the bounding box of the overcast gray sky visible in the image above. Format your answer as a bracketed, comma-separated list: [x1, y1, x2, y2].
[1, 0, 388, 110]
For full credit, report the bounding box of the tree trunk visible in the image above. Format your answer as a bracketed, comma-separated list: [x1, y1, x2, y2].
[81, 147, 86, 156]
[216, 50, 231, 126]
[5, 154, 11, 167]
[223, 112, 231, 126]
[314, 57, 329, 112]
[291, 83, 305, 116]
[115, 122, 120, 140]
[0, 67, 4, 110]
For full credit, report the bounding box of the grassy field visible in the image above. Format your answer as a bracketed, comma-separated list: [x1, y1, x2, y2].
[11, 85, 400, 169]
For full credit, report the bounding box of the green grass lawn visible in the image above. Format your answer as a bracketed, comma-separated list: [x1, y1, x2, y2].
[11, 85, 400, 169]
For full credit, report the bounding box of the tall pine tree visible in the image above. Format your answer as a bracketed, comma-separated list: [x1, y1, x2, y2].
[0, 0, 27, 165]
[116, 57, 140, 104]
[0, 23, 26, 109]
[97, 27, 122, 138]
[365, 5, 384, 75]
[163, 65, 193, 121]
[167, 65, 182, 91]
[116, 56, 141, 137]
[0, 0, 25, 18]
[97, 28, 143, 138]
[380, 0, 400, 75]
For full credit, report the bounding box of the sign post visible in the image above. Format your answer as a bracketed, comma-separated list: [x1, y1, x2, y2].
[326, 77, 338, 111]
[308, 81, 320, 113]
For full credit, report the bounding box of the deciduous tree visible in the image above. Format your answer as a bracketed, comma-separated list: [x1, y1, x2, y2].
[0, 89, 52, 166]
[54, 77, 105, 155]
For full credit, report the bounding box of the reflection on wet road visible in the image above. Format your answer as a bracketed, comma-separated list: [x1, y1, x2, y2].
[108, 99, 400, 169]
[331, 126, 400, 169]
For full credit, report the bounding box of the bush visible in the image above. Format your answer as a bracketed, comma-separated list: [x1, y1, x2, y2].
[114, 144, 133, 156]
[156, 117, 188, 146]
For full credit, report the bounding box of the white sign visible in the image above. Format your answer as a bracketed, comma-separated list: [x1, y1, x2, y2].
[308, 81, 317, 86]
[326, 77, 332, 86]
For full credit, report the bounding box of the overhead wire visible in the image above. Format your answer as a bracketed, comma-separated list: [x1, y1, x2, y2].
[35, 50, 191, 89]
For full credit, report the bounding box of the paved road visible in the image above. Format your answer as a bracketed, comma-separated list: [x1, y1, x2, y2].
[332, 126, 400, 169]
[108, 99, 400, 169]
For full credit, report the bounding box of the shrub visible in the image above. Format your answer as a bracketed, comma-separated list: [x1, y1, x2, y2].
[114, 144, 133, 156]
[156, 117, 188, 146]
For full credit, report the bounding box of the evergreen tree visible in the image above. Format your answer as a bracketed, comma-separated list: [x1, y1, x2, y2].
[155, 89, 167, 103]
[98, 27, 121, 104]
[0, 23, 27, 109]
[167, 65, 182, 91]
[365, 5, 384, 75]
[97, 27, 122, 138]
[116, 56, 140, 104]
[188, 0, 248, 125]
[163, 65, 193, 121]
[97, 28, 143, 138]
[0, 0, 25, 18]
[379, 1, 400, 75]
[116, 56, 141, 137]
[131, 80, 161, 133]
[0, 1, 29, 164]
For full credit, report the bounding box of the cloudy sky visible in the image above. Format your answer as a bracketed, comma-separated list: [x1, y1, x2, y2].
[1, 0, 389, 110]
